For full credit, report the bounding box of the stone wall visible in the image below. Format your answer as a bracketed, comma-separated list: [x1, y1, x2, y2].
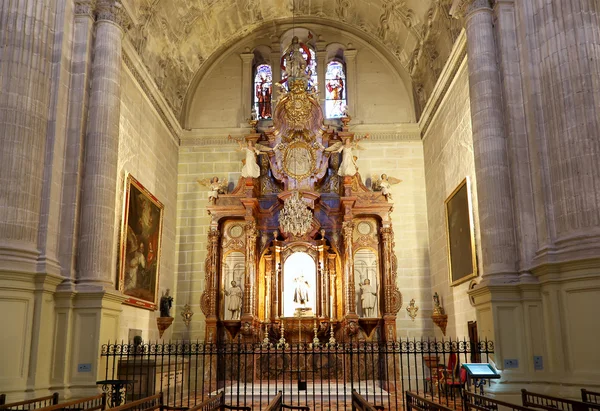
[116, 65, 180, 341]
[422, 59, 479, 338]
[173, 137, 432, 340]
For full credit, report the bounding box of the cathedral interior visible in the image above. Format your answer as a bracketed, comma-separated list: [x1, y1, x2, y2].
[1, 0, 600, 408]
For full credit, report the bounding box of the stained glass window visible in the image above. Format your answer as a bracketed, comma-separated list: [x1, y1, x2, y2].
[254, 64, 272, 120]
[281, 44, 318, 92]
[325, 61, 347, 118]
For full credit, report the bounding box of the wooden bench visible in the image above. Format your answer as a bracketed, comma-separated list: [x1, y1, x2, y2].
[582, 390, 600, 405]
[463, 390, 537, 411]
[264, 392, 309, 411]
[34, 393, 106, 411]
[105, 393, 187, 411]
[0, 393, 59, 411]
[186, 392, 250, 411]
[351, 390, 383, 411]
[522, 389, 600, 411]
[405, 391, 453, 411]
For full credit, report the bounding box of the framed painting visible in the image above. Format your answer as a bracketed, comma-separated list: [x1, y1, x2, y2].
[118, 173, 164, 310]
[445, 177, 478, 286]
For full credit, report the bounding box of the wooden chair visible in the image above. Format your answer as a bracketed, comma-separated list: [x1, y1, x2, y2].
[425, 352, 458, 395]
[521, 389, 600, 411]
[405, 391, 454, 411]
[351, 390, 383, 411]
[0, 393, 59, 411]
[463, 390, 537, 411]
[186, 392, 250, 411]
[264, 392, 309, 411]
[582, 390, 600, 405]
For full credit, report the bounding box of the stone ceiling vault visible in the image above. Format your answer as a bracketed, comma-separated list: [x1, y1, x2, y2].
[122, 0, 461, 121]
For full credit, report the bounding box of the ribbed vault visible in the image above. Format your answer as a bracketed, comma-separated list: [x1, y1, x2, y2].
[123, 0, 462, 118]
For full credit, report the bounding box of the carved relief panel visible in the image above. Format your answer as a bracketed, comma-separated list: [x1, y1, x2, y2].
[220, 221, 246, 320]
[353, 218, 380, 318]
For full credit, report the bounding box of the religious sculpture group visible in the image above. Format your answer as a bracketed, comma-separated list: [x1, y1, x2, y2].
[198, 37, 403, 344]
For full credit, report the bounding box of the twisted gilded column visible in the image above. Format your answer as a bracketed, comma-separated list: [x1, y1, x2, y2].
[77, 0, 125, 286]
[0, 1, 57, 266]
[452, 0, 517, 281]
[243, 221, 258, 317]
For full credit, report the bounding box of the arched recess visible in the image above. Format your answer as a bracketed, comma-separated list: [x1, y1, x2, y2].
[180, 17, 416, 128]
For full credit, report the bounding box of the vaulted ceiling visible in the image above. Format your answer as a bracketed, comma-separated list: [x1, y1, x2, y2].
[122, 0, 462, 119]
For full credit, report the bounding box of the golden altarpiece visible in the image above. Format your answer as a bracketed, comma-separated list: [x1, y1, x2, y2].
[199, 67, 403, 345]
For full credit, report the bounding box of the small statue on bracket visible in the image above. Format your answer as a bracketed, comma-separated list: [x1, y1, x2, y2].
[229, 135, 273, 179]
[373, 173, 402, 200]
[197, 176, 228, 204]
[159, 289, 173, 318]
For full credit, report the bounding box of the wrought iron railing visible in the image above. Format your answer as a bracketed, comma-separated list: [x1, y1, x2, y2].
[100, 338, 494, 411]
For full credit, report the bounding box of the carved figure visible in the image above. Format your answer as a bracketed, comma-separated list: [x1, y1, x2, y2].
[293, 274, 310, 306]
[197, 176, 227, 204]
[159, 289, 173, 317]
[433, 292, 445, 315]
[325, 137, 367, 177]
[280, 36, 311, 83]
[360, 278, 377, 318]
[373, 173, 402, 200]
[230, 136, 272, 179]
[224, 280, 243, 320]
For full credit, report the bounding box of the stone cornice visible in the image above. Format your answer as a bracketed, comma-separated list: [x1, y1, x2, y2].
[180, 123, 421, 147]
[122, 39, 182, 145]
[419, 30, 467, 137]
[450, 0, 493, 19]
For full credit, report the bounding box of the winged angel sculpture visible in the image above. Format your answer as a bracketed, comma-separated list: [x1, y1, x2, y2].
[324, 135, 369, 177]
[229, 136, 273, 178]
[372, 173, 402, 200]
[197, 176, 228, 204]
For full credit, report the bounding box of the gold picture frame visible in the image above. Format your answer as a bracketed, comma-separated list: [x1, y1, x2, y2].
[445, 177, 478, 286]
[118, 173, 164, 310]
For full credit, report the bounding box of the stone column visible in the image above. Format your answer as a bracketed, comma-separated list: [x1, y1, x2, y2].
[58, 0, 97, 284]
[344, 48, 358, 117]
[77, 0, 125, 287]
[452, 0, 517, 281]
[316, 50, 327, 110]
[240, 51, 254, 123]
[532, 0, 600, 261]
[0, 1, 57, 265]
[270, 43, 281, 112]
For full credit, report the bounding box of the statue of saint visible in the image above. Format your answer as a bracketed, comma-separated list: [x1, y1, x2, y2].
[230, 137, 273, 179]
[360, 279, 377, 317]
[224, 280, 243, 320]
[293, 274, 310, 306]
[324, 135, 369, 177]
[432, 292, 445, 315]
[160, 289, 173, 317]
[280, 36, 311, 83]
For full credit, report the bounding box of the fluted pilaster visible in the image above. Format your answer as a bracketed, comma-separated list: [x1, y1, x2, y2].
[77, 0, 124, 286]
[0, 1, 57, 264]
[453, 0, 518, 280]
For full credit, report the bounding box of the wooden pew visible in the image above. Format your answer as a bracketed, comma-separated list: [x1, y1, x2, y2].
[521, 389, 600, 411]
[463, 390, 537, 411]
[186, 392, 250, 411]
[351, 390, 383, 411]
[405, 391, 453, 411]
[34, 393, 106, 411]
[104, 393, 186, 411]
[0, 393, 59, 411]
[263, 392, 309, 411]
[582, 390, 600, 405]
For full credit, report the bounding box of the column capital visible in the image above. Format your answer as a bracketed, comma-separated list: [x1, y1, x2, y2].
[240, 52, 254, 64]
[95, 0, 129, 28]
[344, 48, 358, 60]
[450, 0, 493, 19]
[75, 0, 96, 18]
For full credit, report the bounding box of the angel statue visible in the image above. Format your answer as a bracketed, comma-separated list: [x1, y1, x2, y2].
[229, 136, 273, 179]
[197, 176, 228, 204]
[372, 173, 402, 200]
[324, 135, 369, 177]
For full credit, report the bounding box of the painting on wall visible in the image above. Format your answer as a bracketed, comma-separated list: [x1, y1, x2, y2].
[445, 177, 478, 286]
[118, 173, 164, 310]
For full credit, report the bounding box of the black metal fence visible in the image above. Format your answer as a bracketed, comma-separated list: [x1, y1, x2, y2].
[100, 338, 494, 411]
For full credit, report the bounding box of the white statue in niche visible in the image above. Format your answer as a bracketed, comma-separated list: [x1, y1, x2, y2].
[224, 280, 243, 320]
[293, 274, 310, 306]
[360, 278, 377, 318]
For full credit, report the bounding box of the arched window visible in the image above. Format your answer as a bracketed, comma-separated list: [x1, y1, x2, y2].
[325, 61, 346, 118]
[254, 64, 272, 120]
